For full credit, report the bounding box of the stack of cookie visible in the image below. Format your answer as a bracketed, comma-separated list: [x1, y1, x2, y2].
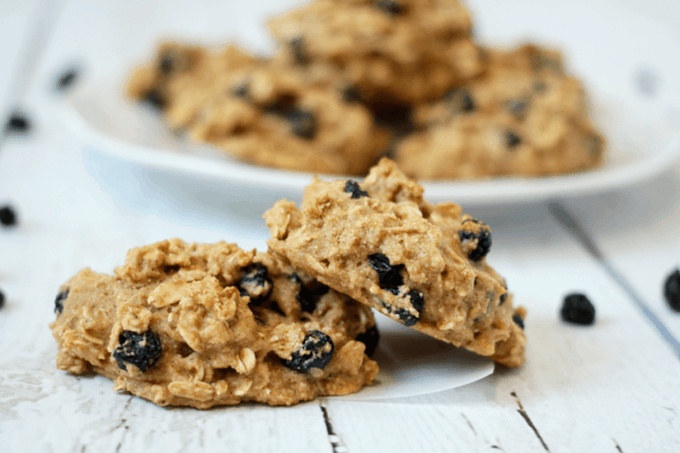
[127, 0, 605, 180]
[50, 159, 527, 408]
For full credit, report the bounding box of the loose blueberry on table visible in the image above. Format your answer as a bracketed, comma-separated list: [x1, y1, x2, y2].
[4, 113, 31, 134]
[560, 293, 596, 325]
[664, 268, 680, 312]
[56, 68, 79, 91]
[0, 205, 18, 227]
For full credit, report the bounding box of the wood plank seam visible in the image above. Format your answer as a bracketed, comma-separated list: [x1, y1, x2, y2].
[113, 396, 133, 453]
[460, 413, 477, 436]
[320, 403, 347, 453]
[511, 391, 550, 452]
[548, 201, 680, 358]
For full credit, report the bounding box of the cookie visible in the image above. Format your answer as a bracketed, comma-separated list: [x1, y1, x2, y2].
[396, 44, 605, 179]
[267, 0, 483, 105]
[126, 42, 390, 175]
[265, 158, 526, 367]
[49, 239, 379, 408]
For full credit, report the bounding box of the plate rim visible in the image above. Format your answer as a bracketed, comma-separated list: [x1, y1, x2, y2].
[63, 88, 680, 206]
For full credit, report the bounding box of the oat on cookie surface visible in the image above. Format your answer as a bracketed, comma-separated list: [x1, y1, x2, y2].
[267, 0, 483, 104]
[265, 158, 527, 367]
[49, 239, 378, 408]
[396, 44, 605, 180]
[126, 42, 390, 175]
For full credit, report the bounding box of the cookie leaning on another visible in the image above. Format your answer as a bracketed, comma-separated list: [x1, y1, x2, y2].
[49, 239, 378, 408]
[265, 158, 527, 367]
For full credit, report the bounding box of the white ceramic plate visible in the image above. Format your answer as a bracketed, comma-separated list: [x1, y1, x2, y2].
[341, 314, 494, 401]
[63, 0, 680, 208]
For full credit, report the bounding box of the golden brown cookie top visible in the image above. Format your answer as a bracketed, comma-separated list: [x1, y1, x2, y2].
[396, 44, 605, 180]
[268, 0, 483, 103]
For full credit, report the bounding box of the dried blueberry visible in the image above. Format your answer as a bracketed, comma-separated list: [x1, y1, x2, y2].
[296, 280, 329, 313]
[506, 98, 529, 119]
[375, 0, 404, 15]
[663, 269, 680, 312]
[499, 292, 508, 305]
[232, 81, 250, 99]
[368, 253, 404, 291]
[379, 289, 423, 326]
[142, 89, 166, 110]
[407, 289, 424, 313]
[0, 205, 17, 227]
[459, 220, 492, 262]
[560, 293, 596, 325]
[4, 112, 30, 134]
[0, 289, 5, 310]
[238, 263, 272, 305]
[289, 37, 307, 65]
[159, 56, 173, 75]
[158, 49, 183, 75]
[505, 130, 521, 148]
[384, 305, 416, 326]
[342, 85, 362, 103]
[54, 290, 69, 315]
[355, 325, 379, 356]
[56, 68, 79, 91]
[113, 330, 162, 372]
[286, 108, 316, 139]
[512, 312, 525, 329]
[444, 88, 475, 114]
[283, 330, 334, 372]
[345, 180, 369, 199]
[263, 98, 293, 117]
[371, 101, 414, 133]
[297, 285, 317, 313]
[398, 289, 425, 326]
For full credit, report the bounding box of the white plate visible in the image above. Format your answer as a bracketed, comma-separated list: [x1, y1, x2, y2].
[341, 314, 494, 401]
[63, 0, 680, 208]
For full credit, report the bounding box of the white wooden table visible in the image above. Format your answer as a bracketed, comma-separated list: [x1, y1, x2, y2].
[1, 1, 680, 452]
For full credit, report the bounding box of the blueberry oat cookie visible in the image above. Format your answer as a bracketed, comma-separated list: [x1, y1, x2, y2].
[265, 158, 526, 367]
[126, 42, 390, 175]
[267, 0, 483, 104]
[49, 239, 379, 408]
[126, 43, 256, 130]
[396, 44, 605, 179]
